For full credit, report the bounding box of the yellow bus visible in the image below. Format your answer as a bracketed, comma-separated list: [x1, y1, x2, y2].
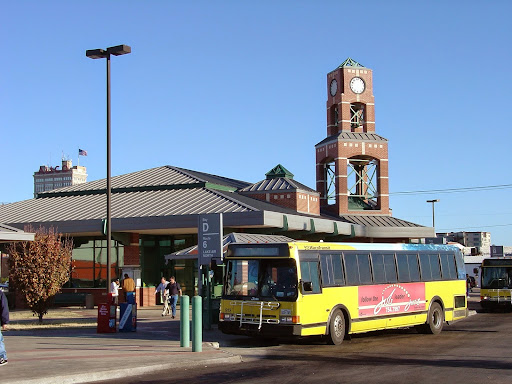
[218, 242, 467, 345]
[480, 257, 512, 310]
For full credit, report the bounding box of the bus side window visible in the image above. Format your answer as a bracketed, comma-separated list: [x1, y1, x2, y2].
[343, 252, 372, 285]
[397, 253, 411, 282]
[371, 253, 387, 284]
[419, 254, 432, 281]
[430, 254, 442, 280]
[320, 254, 334, 286]
[384, 253, 398, 283]
[440, 253, 457, 280]
[300, 261, 321, 294]
[408, 254, 421, 282]
[343, 253, 359, 286]
[357, 253, 372, 285]
[320, 253, 345, 287]
[332, 254, 345, 286]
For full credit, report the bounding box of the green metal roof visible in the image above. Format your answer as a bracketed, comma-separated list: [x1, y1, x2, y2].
[265, 164, 294, 180]
[338, 57, 365, 69]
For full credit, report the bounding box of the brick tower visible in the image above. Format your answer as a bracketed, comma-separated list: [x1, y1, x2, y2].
[315, 58, 390, 217]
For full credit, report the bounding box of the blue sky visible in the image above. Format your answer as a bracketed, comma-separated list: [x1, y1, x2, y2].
[1, 1, 511, 245]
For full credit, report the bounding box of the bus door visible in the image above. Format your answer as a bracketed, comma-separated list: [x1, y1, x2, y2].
[298, 253, 328, 336]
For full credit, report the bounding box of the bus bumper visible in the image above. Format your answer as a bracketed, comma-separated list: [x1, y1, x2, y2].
[480, 298, 512, 309]
[218, 321, 302, 337]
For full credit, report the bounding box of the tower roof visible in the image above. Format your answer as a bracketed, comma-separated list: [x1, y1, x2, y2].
[240, 165, 316, 194]
[337, 57, 365, 69]
[265, 164, 294, 180]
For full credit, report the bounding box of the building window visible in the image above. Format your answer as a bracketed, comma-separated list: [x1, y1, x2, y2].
[68, 239, 124, 288]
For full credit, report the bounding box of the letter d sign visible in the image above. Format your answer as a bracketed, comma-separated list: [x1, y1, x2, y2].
[203, 222, 209, 232]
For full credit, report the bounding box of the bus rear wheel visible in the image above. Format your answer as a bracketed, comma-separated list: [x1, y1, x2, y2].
[418, 302, 444, 335]
[328, 309, 345, 345]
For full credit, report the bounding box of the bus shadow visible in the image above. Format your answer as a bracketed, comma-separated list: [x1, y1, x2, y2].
[262, 352, 512, 371]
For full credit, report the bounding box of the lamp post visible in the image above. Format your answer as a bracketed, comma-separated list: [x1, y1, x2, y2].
[426, 199, 440, 229]
[86, 44, 131, 294]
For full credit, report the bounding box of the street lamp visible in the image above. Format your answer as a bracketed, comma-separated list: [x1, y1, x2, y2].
[86, 44, 131, 294]
[426, 199, 440, 229]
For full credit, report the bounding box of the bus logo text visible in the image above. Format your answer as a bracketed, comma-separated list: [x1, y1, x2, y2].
[358, 283, 426, 317]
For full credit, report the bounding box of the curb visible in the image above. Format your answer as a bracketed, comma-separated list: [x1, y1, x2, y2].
[7, 347, 242, 384]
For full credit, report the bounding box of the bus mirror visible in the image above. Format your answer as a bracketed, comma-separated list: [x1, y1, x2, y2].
[473, 268, 479, 274]
[302, 281, 313, 292]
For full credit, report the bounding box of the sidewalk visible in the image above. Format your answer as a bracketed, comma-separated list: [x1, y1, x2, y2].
[1, 307, 242, 384]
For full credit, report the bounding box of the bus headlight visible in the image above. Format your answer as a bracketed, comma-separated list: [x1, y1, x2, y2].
[220, 313, 233, 321]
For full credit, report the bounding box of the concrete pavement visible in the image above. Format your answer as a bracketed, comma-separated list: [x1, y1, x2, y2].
[1, 307, 242, 384]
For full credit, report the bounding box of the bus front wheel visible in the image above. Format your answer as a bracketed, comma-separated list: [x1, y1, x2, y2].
[328, 309, 345, 345]
[418, 302, 444, 335]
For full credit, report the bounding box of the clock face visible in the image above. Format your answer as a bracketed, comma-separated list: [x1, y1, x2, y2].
[350, 77, 365, 94]
[330, 79, 338, 96]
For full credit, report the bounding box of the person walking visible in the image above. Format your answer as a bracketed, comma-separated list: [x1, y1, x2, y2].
[154, 277, 170, 316]
[122, 273, 136, 302]
[0, 289, 9, 366]
[166, 276, 182, 319]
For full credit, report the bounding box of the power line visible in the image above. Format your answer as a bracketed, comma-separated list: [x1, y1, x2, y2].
[390, 183, 512, 196]
[438, 223, 512, 231]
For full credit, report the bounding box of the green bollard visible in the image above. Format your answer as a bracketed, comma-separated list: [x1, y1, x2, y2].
[180, 295, 190, 348]
[192, 295, 202, 352]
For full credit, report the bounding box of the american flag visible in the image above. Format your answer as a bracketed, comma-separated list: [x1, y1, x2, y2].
[79, 149, 88, 156]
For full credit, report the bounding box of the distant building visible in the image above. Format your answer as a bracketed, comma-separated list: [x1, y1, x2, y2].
[436, 231, 491, 255]
[462, 231, 491, 249]
[490, 245, 512, 257]
[33, 159, 87, 197]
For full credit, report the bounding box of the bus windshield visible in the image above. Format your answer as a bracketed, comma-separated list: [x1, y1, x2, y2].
[224, 259, 298, 301]
[482, 266, 512, 289]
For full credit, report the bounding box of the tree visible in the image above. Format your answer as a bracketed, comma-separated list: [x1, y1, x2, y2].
[7, 227, 72, 323]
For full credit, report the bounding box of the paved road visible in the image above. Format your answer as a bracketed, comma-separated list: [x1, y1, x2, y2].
[1, 308, 242, 384]
[101, 309, 512, 384]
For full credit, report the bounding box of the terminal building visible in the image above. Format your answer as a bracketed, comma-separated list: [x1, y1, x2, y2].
[0, 58, 434, 306]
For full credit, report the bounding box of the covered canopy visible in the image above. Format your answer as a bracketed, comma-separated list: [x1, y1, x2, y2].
[0, 223, 34, 243]
[164, 233, 295, 261]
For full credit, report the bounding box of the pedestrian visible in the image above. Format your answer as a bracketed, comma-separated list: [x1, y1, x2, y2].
[0, 289, 9, 366]
[154, 277, 170, 316]
[122, 273, 136, 302]
[166, 276, 182, 319]
[466, 274, 471, 296]
[110, 278, 120, 305]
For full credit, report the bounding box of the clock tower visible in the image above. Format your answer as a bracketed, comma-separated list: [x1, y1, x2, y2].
[316, 58, 390, 217]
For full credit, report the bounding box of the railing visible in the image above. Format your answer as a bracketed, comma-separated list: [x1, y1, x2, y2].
[230, 300, 280, 330]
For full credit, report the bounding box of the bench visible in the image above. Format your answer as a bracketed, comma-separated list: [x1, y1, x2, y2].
[53, 293, 87, 308]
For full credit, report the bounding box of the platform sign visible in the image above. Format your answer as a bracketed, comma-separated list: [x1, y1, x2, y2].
[198, 213, 223, 265]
